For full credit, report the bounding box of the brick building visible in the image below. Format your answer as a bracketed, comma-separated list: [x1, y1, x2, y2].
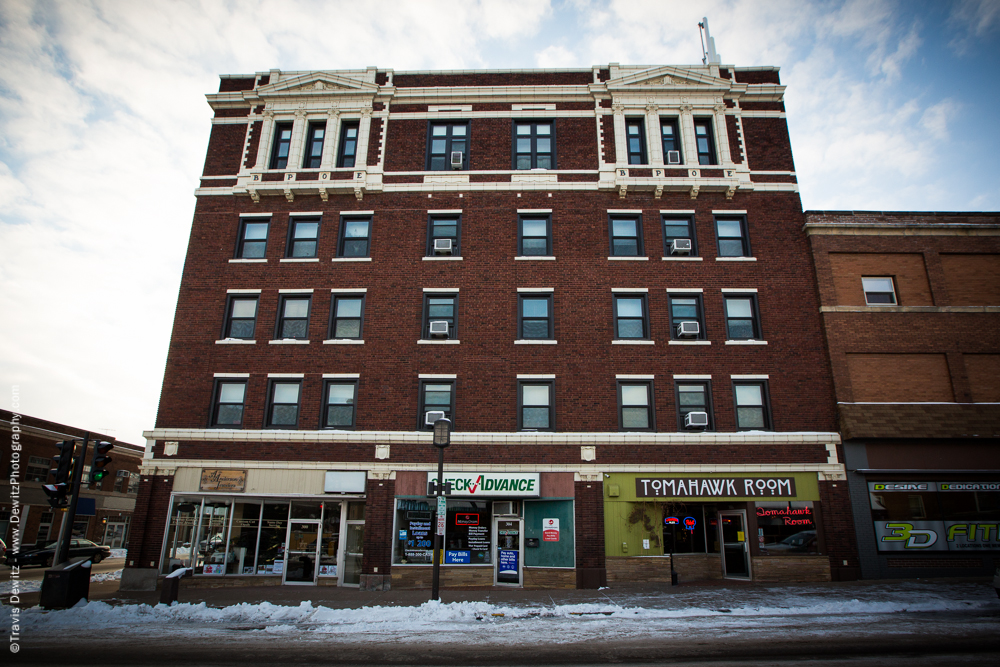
[1, 410, 144, 556]
[123, 62, 856, 591]
[805, 211, 1000, 578]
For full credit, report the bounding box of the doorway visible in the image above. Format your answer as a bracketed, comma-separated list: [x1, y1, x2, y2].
[494, 517, 522, 586]
[103, 521, 128, 549]
[283, 521, 321, 584]
[718, 510, 751, 580]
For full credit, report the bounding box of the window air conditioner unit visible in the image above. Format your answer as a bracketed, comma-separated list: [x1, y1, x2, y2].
[685, 411, 709, 428]
[493, 501, 519, 516]
[425, 410, 447, 426]
[428, 320, 450, 337]
[666, 150, 681, 165]
[677, 321, 700, 338]
[671, 238, 692, 255]
[450, 151, 464, 169]
[433, 238, 453, 255]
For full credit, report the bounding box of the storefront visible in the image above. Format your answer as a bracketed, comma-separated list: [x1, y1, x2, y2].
[159, 468, 366, 586]
[603, 472, 831, 583]
[390, 471, 576, 589]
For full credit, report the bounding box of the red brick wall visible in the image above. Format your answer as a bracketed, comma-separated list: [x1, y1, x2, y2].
[726, 115, 743, 164]
[219, 78, 256, 92]
[846, 353, 953, 402]
[734, 69, 781, 85]
[382, 118, 425, 171]
[557, 117, 599, 169]
[392, 72, 593, 87]
[574, 480, 605, 570]
[125, 474, 174, 570]
[741, 118, 794, 172]
[203, 124, 248, 176]
[243, 121, 262, 169]
[817, 480, 860, 576]
[601, 115, 615, 163]
[366, 117, 383, 168]
[828, 252, 932, 306]
[940, 254, 1000, 305]
[362, 478, 394, 574]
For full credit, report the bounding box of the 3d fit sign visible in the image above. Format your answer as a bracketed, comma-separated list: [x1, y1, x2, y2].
[427, 472, 541, 497]
[636, 477, 796, 498]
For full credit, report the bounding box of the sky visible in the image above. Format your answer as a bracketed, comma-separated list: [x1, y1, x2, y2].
[1, 0, 998, 447]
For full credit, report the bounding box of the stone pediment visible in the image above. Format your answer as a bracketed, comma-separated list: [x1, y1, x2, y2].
[259, 72, 379, 96]
[607, 65, 728, 91]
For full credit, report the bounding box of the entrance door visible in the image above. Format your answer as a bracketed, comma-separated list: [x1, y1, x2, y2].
[103, 522, 127, 549]
[718, 510, 751, 580]
[494, 518, 522, 586]
[283, 521, 321, 584]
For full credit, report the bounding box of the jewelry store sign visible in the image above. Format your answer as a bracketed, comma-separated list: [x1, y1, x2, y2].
[200, 469, 247, 492]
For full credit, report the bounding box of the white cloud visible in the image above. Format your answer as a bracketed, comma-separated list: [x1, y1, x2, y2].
[536, 45, 578, 68]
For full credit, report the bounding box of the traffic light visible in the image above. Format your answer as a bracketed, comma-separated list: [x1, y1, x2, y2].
[50, 439, 76, 484]
[89, 440, 114, 484]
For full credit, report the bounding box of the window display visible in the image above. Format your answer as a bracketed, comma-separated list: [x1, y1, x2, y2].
[393, 498, 493, 565]
[756, 502, 818, 555]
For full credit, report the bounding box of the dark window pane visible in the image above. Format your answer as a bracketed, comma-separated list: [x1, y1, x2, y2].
[291, 241, 316, 257]
[718, 239, 744, 257]
[335, 320, 361, 338]
[342, 239, 368, 256]
[617, 320, 643, 338]
[229, 320, 254, 338]
[522, 238, 547, 255]
[522, 320, 549, 338]
[216, 404, 243, 425]
[613, 239, 638, 256]
[327, 405, 354, 427]
[272, 405, 298, 425]
[737, 408, 765, 429]
[622, 408, 649, 429]
[282, 321, 307, 338]
[522, 408, 549, 429]
[728, 320, 754, 338]
[242, 241, 265, 258]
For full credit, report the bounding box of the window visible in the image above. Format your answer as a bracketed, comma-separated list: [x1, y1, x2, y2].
[694, 118, 717, 165]
[337, 216, 371, 257]
[675, 381, 712, 430]
[269, 122, 293, 169]
[276, 296, 311, 340]
[613, 294, 649, 340]
[518, 294, 553, 340]
[862, 277, 897, 305]
[419, 380, 455, 429]
[662, 216, 697, 256]
[25, 456, 50, 482]
[127, 473, 139, 494]
[426, 215, 461, 256]
[224, 295, 258, 340]
[518, 381, 554, 431]
[518, 214, 552, 256]
[302, 122, 326, 168]
[609, 215, 644, 257]
[422, 293, 458, 340]
[212, 380, 247, 426]
[669, 294, 706, 340]
[266, 380, 301, 428]
[286, 217, 320, 258]
[427, 122, 469, 171]
[337, 121, 359, 168]
[626, 118, 647, 164]
[733, 381, 771, 430]
[323, 380, 357, 429]
[724, 295, 761, 340]
[618, 381, 654, 431]
[114, 470, 129, 493]
[329, 294, 365, 339]
[660, 118, 683, 164]
[715, 216, 751, 257]
[236, 218, 269, 259]
[514, 121, 554, 169]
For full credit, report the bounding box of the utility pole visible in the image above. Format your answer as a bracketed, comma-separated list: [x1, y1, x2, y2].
[54, 432, 89, 566]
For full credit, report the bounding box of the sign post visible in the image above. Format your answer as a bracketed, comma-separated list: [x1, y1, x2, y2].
[430, 418, 451, 602]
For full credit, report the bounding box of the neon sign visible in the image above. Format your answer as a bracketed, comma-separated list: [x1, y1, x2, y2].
[664, 517, 680, 526]
[683, 517, 697, 531]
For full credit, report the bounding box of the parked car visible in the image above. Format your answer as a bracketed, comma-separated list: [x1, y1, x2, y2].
[4, 538, 111, 567]
[762, 530, 817, 553]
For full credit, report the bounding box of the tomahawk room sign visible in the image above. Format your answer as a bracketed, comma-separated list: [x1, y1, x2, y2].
[636, 476, 797, 498]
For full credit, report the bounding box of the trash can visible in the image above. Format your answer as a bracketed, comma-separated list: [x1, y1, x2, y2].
[40, 557, 92, 610]
[160, 567, 192, 605]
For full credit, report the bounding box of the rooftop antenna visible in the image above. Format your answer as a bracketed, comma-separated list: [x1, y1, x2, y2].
[698, 18, 721, 65]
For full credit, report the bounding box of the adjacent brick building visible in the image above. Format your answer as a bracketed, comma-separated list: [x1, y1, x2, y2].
[805, 211, 1000, 578]
[123, 62, 855, 592]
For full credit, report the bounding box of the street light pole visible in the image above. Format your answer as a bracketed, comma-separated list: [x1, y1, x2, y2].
[430, 418, 451, 602]
[55, 432, 90, 566]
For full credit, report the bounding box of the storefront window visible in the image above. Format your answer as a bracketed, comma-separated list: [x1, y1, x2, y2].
[445, 500, 492, 565]
[291, 501, 323, 520]
[256, 502, 289, 575]
[939, 490, 1000, 522]
[660, 503, 707, 554]
[394, 499, 435, 564]
[343, 504, 365, 585]
[870, 487, 941, 521]
[195, 501, 230, 574]
[163, 500, 199, 574]
[756, 502, 818, 555]
[226, 502, 261, 575]
[319, 502, 341, 577]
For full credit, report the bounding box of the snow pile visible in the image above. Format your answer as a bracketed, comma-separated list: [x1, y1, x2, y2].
[91, 569, 123, 583]
[1, 578, 43, 595]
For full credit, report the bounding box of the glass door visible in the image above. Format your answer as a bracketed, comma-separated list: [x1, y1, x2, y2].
[319, 502, 342, 580]
[283, 521, 321, 584]
[494, 518, 522, 586]
[342, 502, 365, 586]
[718, 510, 751, 580]
[103, 522, 127, 549]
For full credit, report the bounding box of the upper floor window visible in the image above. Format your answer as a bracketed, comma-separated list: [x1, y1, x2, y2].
[724, 295, 761, 340]
[303, 122, 325, 168]
[286, 217, 320, 258]
[669, 294, 706, 340]
[613, 294, 649, 340]
[626, 118, 647, 165]
[514, 121, 554, 169]
[519, 381, 555, 431]
[715, 216, 751, 257]
[660, 118, 683, 165]
[518, 294, 553, 340]
[337, 121, 359, 168]
[694, 118, 717, 165]
[862, 277, 897, 305]
[609, 215, 644, 257]
[224, 295, 258, 340]
[419, 380, 455, 430]
[25, 456, 49, 482]
[212, 380, 247, 427]
[236, 218, 269, 259]
[427, 122, 469, 171]
[676, 381, 712, 430]
[269, 122, 293, 169]
[267, 380, 301, 428]
[662, 216, 697, 256]
[338, 216, 371, 257]
[518, 214, 552, 256]
[427, 215, 461, 256]
[323, 380, 357, 429]
[276, 296, 311, 340]
[423, 293, 458, 340]
[618, 381, 654, 431]
[734, 381, 771, 430]
[329, 294, 365, 339]
[114, 470, 130, 493]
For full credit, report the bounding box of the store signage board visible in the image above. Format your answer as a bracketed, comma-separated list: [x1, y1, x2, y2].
[499, 550, 518, 575]
[542, 518, 560, 542]
[873, 521, 1000, 552]
[635, 476, 796, 498]
[200, 469, 247, 492]
[427, 472, 541, 497]
[436, 495, 447, 536]
[325, 471, 367, 493]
